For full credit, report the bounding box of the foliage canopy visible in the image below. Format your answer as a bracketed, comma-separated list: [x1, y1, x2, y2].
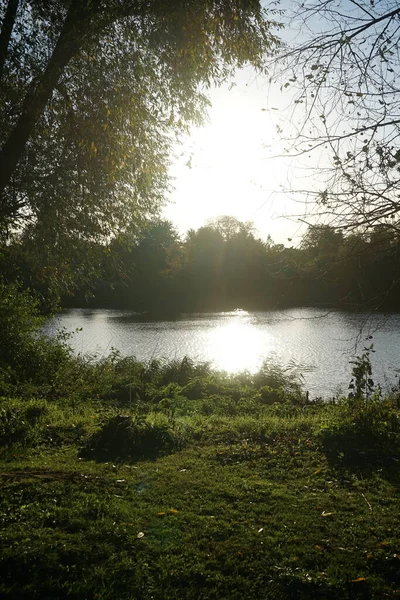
[0, 0, 281, 293]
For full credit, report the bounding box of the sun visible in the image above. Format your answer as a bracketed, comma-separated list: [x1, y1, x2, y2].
[163, 71, 302, 244]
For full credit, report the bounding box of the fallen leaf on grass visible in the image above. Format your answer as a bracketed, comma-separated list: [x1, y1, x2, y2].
[157, 509, 179, 516]
[321, 511, 334, 517]
[351, 577, 367, 583]
[137, 532, 145, 539]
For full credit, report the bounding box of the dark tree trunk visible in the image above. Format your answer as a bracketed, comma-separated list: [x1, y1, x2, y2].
[0, 0, 19, 80]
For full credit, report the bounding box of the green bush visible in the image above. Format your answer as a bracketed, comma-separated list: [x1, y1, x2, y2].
[145, 357, 212, 387]
[0, 280, 73, 393]
[257, 385, 286, 404]
[0, 400, 47, 448]
[80, 413, 180, 461]
[348, 345, 376, 400]
[253, 360, 304, 399]
[0, 281, 42, 372]
[181, 376, 224, 400]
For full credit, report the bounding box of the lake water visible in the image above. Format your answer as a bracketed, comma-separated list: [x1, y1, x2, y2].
[43, 308, 400, 397]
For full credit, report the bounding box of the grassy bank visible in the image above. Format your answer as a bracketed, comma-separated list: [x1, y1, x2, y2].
[1, 349, 400, 599]
[0, 283, 399, 598]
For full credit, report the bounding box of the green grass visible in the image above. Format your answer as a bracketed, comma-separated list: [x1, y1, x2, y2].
[1, 282, 398, 598]
[0, 362, 399, 600]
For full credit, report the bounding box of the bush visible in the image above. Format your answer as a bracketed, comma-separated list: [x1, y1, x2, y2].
[181, 376, 225, 400]
[144, 357, 212, 387]
[253, 360, 304, 399]
[0, 281, 42, 371]
[80, 413, 180, 461]
[257, 385, 286, 405]
[0, 400, 48, 448]
[0, 280, 73, 393]
[318, 396, 400, 473]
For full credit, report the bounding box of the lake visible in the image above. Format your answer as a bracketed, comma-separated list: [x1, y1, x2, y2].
[43, 308, 400, 397]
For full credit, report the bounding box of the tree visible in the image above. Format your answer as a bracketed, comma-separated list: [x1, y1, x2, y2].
[273, 0, 400, 236]
[125, 220, 181, 312]
[0, 0, 281, 294]
[206, 215, 255, 240]
[183, 225, 225, 309]
[301, 225, 343, 258]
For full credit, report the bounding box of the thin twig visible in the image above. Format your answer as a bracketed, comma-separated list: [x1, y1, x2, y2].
[361, 492, 373, 511]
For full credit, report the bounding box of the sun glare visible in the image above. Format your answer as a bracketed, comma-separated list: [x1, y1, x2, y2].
[205, 311, 273, 372]
[164, 73, 300, 244]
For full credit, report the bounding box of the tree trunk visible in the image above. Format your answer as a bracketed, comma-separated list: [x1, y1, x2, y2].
[0, 0, 19, 80]
[0, 1, 92, 212]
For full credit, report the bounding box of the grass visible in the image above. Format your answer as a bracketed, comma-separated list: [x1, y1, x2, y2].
[0, 282, 399, 598]
[0, 352, 399, 599]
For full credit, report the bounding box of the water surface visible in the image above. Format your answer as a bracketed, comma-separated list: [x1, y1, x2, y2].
[43, 308, 400, 397]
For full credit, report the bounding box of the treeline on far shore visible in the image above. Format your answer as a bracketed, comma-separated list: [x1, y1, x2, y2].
[4, 216, 400, 314]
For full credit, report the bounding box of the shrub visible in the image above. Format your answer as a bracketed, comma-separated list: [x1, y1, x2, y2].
[0, 281, 42, 373]
[181, 376, 224, 400]
[0, 280, 73, 393]
[145, 357, 212, 387]
[348, 345, 376, 400]
[257, 385, 286, 404]
[253, 360, 304, 399]
[80, 413, 180, 461]
[0, 400, 48, 448]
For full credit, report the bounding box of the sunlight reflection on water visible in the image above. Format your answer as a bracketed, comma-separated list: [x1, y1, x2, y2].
[205, 312, 274, 372]
[43, 308, 400, 397]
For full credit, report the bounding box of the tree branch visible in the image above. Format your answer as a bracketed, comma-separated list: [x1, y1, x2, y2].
[0, 0, 93, 207]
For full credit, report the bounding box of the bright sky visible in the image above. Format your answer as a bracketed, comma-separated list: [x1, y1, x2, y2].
[163, 68, 306, 245]
[162, 0, 338, 246]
